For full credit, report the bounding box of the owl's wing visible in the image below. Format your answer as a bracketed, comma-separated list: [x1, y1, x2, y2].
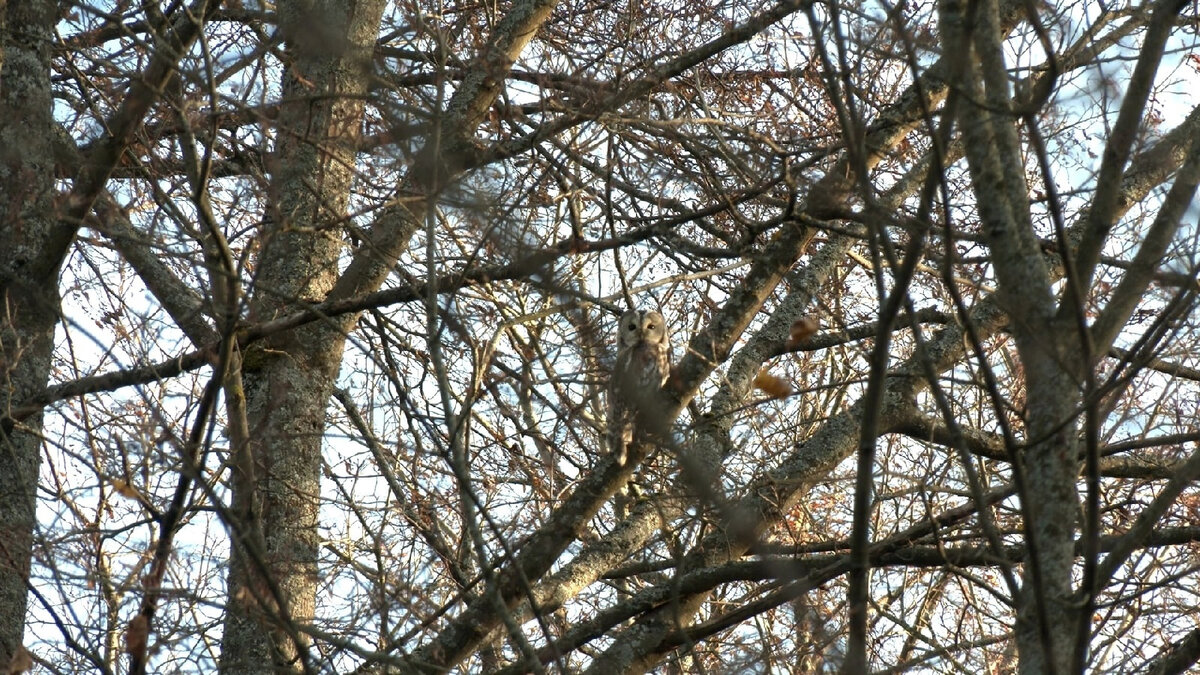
[607, 352, 638, 465]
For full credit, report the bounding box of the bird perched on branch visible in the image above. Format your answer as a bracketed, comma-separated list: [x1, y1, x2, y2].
[607, 309, 671, 466]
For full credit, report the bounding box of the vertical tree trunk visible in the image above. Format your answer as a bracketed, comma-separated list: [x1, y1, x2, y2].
[217, 1, 387, 671]
[937, 0, 1083, 670]
[0, 0, 59, 665]
[1017, 359, 1083, 675]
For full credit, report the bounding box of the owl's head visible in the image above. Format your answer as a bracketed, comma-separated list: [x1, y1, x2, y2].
[617, 309, 668, 347]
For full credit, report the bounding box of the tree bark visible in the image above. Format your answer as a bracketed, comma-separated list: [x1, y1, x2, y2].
[0, 1, 62, 665]
[216, 1, 388, 672]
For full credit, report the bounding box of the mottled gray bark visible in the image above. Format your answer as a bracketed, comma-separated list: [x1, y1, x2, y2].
[1, 3, 220, 668]
[218, 1, 564, 671]
[217, 1, 388, 672]
[940, 1, 1077, 671]
[942, 1, 1192, 671]
[216, 1, 562, 671]
[0, 1, 62, 665]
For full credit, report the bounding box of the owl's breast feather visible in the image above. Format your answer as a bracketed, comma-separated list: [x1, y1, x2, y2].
[631, 344, 659, 363]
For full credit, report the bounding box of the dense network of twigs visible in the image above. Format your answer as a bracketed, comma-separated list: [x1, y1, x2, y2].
[2, 1, 1200, 673]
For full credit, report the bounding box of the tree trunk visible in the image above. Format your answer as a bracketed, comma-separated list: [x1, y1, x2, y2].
[217, 1, 387, 671]
[0, 0, 60, 665]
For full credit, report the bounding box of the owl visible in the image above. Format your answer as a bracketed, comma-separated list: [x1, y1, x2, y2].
[607, 309, 671, 466]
